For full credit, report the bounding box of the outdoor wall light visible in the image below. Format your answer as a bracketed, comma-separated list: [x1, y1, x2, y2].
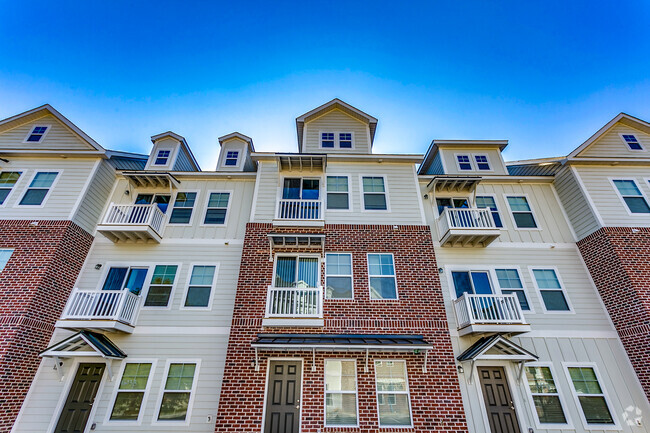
[457, 365, 464, 374]
[94, 264, 102, 270]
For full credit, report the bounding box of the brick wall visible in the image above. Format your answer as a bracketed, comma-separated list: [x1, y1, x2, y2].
[578, 227, 650, 399]
[0, 220, 93, 431]
[215, 223, 468, 433]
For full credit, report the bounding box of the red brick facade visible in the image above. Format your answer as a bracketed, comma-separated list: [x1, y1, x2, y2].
[0, 220, 93, 431]
[215, 223, 468, 433]
[577, 227, 650, 400]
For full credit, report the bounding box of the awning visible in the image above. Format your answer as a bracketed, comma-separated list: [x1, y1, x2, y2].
[277, 154, 326, 172]
[427, 176, 481, 193]
[122, 171, 180, 188]
[40, 331, 127, 360]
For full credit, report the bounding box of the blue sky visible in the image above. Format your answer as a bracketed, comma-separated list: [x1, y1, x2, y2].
[1, 0, 649, 168]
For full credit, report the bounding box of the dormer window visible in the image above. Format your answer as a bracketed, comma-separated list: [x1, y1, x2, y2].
[474, 155, 491, 170]
[154, 150, 171, 165]
[457, 155, 472, 170]
[24, 125, 49, 143]
[225, 151, 239, 166]
[621, 134, 643, 150]
[320, 132, 353, 149]
[339, 133, 352, 148]
[321, 133, 335, 148]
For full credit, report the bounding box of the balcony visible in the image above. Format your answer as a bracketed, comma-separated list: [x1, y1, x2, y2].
[273, 199, 324, 227]
[453, 294, 530, 336]
[97, 203, 167, 243]
[437, 208, 500, 247]
[263, 286, 324, 327]
[56, 289, 142, 333]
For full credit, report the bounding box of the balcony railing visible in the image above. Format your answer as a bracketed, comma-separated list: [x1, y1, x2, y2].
[276, 199, 322, 220]
[265, 286, 323, 318]
[454, 293, 526, 329]
[436, 207, 500, 247]
[60, 289, 142, 329]
[98, 203, 167, 242]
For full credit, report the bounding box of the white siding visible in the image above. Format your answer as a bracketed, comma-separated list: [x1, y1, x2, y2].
[553, 165, 601, 240]
[72, 160, 116, 233]
[0, 114, 97, 151]
[439, 147, 508, 175]
[302, 109, 371, 154]
[579, 123, 650, 159]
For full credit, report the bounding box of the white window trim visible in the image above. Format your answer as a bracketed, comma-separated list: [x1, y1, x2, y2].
[140, 263, 182, 310]
[522, 362, 573, 430]
[261, 358, 304, 433]
[360, 174, 391, 213]
[221, 148, 243, 169]
[493, 266, 534, 313]
[454, 153, 474, 171]
[319, 131, 355, 150]
[272, 253, 322, 289]
[278, 175, 325, 203]
[167, 190, 200, 226]
[145, 145, 179, 170]
[374, 359, 413, 428]
[474, 194, 506, 230]
[153, 148, 174, 166]
[367, 253, 398, 300]
[444, 266, 494, 300]
[609, 177, 650, 217]
[94, 262, 152, 292]
[0, 169, 25, 208]
[22, 124, 51, 144]
[325, 174, 352, 212]
[432, 195, 471, 218]
[618, 132, 645, 152]
[561, 362, 621, 431]
[324, 358, 359, 428]
[503, 193, 542, 231]
[200, 190, 233, 227]
[14, 169, 62, 209]
[104, 359, 158, 426]
[473, 153, 493, 172]
[152, 359, 201, 426]
[528, 266, 574, 314]
[325, 252, 354, 300]
[180, 263, 219, 311]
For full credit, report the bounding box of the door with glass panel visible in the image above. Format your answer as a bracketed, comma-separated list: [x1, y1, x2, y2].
[452, 270, 498, 322]
[436, 197, 477, 227]
[264, 361, 302, 433]
[270, 256, 320, 317]
[95, 267, 148, 316]
[131, 194, 171, 223]
[279, 178, 321, 219]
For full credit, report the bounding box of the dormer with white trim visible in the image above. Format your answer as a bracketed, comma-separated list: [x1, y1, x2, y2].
[217, 132, 256, 172]
[145, 131, 200, 172]
[419, 140, 509, 176]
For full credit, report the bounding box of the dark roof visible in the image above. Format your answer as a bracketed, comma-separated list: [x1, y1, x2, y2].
[40, 331, 127, 359]
[253, 334, 430, 347]
[506, 162, 562, 176]
[108, 155, 148, 171]
[457, 335, 537, 362]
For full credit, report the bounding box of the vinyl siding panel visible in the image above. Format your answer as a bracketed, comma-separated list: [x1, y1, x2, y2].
[173, 146, 196, 171]
[72, 159, 116, 233]
[439, 148, 508, 175]
[251, 160, 281, 221]
[580, 123, 650, 158]
[303, 109, 371, 154]
[428, 151, 445, 174]
[553, 165, 601, 240]
[0, 114, 97, 151]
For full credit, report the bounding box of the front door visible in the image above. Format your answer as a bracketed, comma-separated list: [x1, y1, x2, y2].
[264, 360, 302, 433]
[54, 363, 105, 433]
[478, 366, 521, 433]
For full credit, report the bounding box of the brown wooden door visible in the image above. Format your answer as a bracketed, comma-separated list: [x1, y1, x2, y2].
[264, 360, 301, 433]
[478, 366, 521, 433]
[54, 363, 105, 433]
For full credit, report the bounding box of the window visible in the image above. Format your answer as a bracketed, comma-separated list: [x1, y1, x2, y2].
[339, 133, 352, 148]
[532, 269, 570, 311]
[325, 360, 357, 426]
[225, 151, 239, 166]
[495, 269, 529, 310]
[507, 196, 538, 228]
[0, 172, 21, 205]
[435, 197, 469, 216]
[0, 249, 13, 272]
[320, 132, 353, 148]
[135, 194, 171, 213]
[321, 132, 335, 148]
[169, 192, 197, 224]
[283, 178, 320, 200]
[204, 192, 230, 224]
[184, 265, 216, 307]
[24, 125, 48, 142]
[368, 254, 397, 299]
[474, 155, 491, 170]
[457, 155, 472, 170]
[144, 265, 178, 307]
[326, 176, 349, 210]
[475, 196, 502, 227]
[525, 366, 568, 425]
[451, 270, 492, 298]
[326, 253, 353, 299]
[621, 134, 643, 150]
[613, 179, 650, 213]
[154, 150, 171, 165]
[275, 256, 319, 288]
[566, 366, 615, 426]
[157, 363, 197, 421]
[19, 172, 58, 206]
[110, 362, 153, 421]
[102, 267, 149, 294]
[375, 361, 412, 427]
[362, 177, 387, 210]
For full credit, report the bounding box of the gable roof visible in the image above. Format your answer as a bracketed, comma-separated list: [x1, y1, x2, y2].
[0, 104, 105, 153]
[296, 99, 378, 151]
[218, 132, 255, 152]
[40, 331, 126, 359]
[568, 112, 650, 159]
[457, 335, 538, 362]
[150, 131, 201, 171]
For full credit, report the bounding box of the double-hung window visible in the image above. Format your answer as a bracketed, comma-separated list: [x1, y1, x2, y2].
[25, 125, 49, 142]
[326, 176, 349, 210]
[507, 196, 538, 228]
[204, 192, 230, 224]
[566, 366, 615, 426]
[495, 269, 529, 310]
[325, 253, 353, 299]
[532, 269, 570, 311]
[362, 177, 387, 210]
[169, 192, 197, 224]
[275, 256, 319, 288]
[102, 267, 149, 295]
[621, 134, 643, 150]
[157, 362, 198, 421]
[613, 180, 650, 213]
[0, 172, 21, 205]
[325, 360, 358, 426]
[375, 361, 412, 427]
[476, 196, 502, 227]
[0, 249, 13, 272]
[474, 155, 491, 170]
[144, 265, 178, 307]
[225, 151, 239, 166]
[110, 362, 153, 421]
[525, 365, 568, 425]
[339, 133, 352, 148]
[368, 253, 397, 299]
[321, 132, 335, 148]
[457, 155, 472, 170]
[451, 270, 493, 298]
[155, 150, 171, 165]
[19, 171, 58, 206]
[184, 265, 216, 308]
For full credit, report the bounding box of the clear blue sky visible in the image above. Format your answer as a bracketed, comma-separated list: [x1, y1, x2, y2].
[1, 0, 649, 168]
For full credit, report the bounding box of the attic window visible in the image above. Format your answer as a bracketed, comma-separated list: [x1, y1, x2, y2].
[457, 155, 472, 170]
[622, 134, 643, 150]
[474, 155, 491, 170]
[225, 151, 239, 166]
[321, 133, 335, 148]
[25, 126, 49, 143]
[154, 150, 171, 165]
[339, 133, 352, 148]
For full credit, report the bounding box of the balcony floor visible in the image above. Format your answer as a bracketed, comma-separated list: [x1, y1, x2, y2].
[97, 224, 162, 243]
[55, 319, 135, 334]
[457, 323, 531, 337]
[440, 229, 501, 247]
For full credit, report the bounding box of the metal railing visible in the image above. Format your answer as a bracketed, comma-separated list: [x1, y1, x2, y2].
[101, 203, 166, 236]
[437, 207, 496, 236]
[454, 293, 525, 329]
[61, 289, 142, 326]
[276, 199, 322, 220]
[265, 286, 323, 318]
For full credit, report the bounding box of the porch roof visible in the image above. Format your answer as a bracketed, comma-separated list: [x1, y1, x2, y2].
[40, 331, 127, 360]
[457, 335, 537, 362]
[252, 333, 432, 351]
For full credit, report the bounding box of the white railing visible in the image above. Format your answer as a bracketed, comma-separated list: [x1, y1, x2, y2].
[61, 289, 142, 326]
[454, 294, 525, 329]
[276, 199, 322, 220]
[265, 286, 323, 318]
[101, 203, 166, 236]
[437, 207, 496, 236]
